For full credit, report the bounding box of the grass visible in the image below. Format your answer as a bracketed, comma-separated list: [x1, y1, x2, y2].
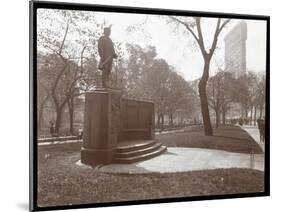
[157, 125, 263, 154]
[38, 150, 264, 207]
[37, 125, 264, 207]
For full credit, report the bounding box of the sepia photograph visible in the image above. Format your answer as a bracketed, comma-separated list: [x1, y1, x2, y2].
[30, 1, 269, 211]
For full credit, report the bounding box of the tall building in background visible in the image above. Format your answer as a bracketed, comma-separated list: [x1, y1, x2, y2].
[224, 21, 247, 78]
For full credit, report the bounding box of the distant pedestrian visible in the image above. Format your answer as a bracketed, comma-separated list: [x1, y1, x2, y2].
[257, 119, 265, 143]
[78, 129, 83, 140]
[239, 117, 243, 126]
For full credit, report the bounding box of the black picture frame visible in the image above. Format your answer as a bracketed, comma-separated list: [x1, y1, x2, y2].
[30, 1, 270, 211]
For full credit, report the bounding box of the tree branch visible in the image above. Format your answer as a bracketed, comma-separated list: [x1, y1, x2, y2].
[195, 17, 207, 56]
[80, 45, 87, 74]
[169, 16, 200, 43]
[58, 19, 70, 55]
[218, 19, 231, 34]
[51, 63, 68, 109]
[209, 19, 230, 56]
[209, 18, 221, 56]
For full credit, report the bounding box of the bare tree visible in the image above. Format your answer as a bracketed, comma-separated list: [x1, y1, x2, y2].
[168, 17, 230, 135]
[37, 9, 102, 135]
[208, 73, 222, 128]
[253, 74, 266, 121]
[37, 53, 51, 133]
[37, 80, 50, 132]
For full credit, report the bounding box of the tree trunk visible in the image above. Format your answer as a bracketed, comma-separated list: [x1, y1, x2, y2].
[51, 87, 72, 135]
[222, 109, 226, 125]
[215, 91, 220, 128]
[160, 114, 164, 130]
[50, 61, 68, 136]
[198, 59, 213, 135]
[250, 107, 253, 125]
[169, 113, 173, 126]
[254, 106, 257, 125]
[54, 106, 63, 135]
[38, 106, 44, 132]
[240, 103, 244, 118]
[259, 104, 263, 119]
[215, 109, 219, 128]
[245, 107, 248, 119]
[180, 116, 183, 127]
[68, 97, 74, 135]
[38, 95, 49, 132]
[159, 113, 164, 130]
[157, 113, 161, 128]
[194, 117, 197, 125]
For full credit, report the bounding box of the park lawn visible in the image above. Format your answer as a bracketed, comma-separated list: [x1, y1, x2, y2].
[38, 125, 262, 157]
[158, 125, 263, 154]
[37, 150, 264, 207]
[37, 125, 264, 207]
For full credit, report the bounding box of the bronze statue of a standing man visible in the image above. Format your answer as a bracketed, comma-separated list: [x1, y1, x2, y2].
[98, 26, 117, 88]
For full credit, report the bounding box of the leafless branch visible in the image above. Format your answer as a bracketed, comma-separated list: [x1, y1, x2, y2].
[169, 16, 200, 43]
[194, 17, 208, 56]
[58, 19, 70, 55]
[209, 18, 230, 56]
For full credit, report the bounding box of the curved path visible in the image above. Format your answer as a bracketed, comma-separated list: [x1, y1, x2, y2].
[241, 125, 265, 152]
[96, 147, 264, 174]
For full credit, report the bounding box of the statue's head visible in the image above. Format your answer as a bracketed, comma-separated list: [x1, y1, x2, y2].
[104, 27, 111, 36]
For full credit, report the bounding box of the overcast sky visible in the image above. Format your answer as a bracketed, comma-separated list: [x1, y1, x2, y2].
[38, 9, 267, 81]
[93, 11, 267, 81]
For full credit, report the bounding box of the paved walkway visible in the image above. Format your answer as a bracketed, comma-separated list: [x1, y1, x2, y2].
[241, 125, 265, 152]
[38, 139, 82, 146]
[155, 125, 201, 135]
[96, 147, 264, 174]
[38, 128, 191, 146]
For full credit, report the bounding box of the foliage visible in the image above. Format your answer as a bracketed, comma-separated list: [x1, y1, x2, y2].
[234, 71, 265, 121]
[207, 70, 236, 127]
[121, 44, 197, 127]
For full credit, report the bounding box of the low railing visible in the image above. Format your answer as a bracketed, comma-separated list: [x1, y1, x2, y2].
[37, 135, 81, 143]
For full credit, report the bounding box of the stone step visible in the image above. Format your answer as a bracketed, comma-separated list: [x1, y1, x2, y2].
[115, 142, 162, 158]
[116, 140, 156, 153]
[114, 145, 167, 163]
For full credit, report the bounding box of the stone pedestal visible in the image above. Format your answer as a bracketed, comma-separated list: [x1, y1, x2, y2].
[81, 88, 121, 166]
